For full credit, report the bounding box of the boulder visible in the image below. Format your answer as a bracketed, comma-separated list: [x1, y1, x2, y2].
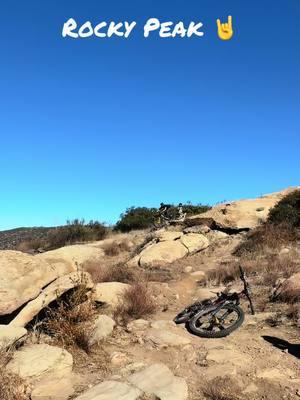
[9, 271, 93, 327]
[206, 348, 252, 368]
[74, 380, 142, 400]
[128, 363, 188, 400]
[93, 282, 130, 307]
[206, 230, 229, 242]
[187, 187, 300, 230]
[156, 230, 183, 242]
[89, 315, 116, 345]
[271, 272, 300, 302]
[0, 250, 73, 316]
[139, 241, 188, 268]
[146, 321, 191, 347]
[194, 287, 225, 302]
[0, 325, 27, 347]
[180, 234, 209, 254]
[183, 225, 211, 234]
[127, 319, 150, 332]
[36, 244, 104, 271]
[7, 344, 73, 380]
[31, 377, 75, 400]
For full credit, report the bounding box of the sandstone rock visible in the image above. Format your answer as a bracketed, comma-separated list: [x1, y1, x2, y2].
[156, 230, 183, 242]
[9, 271, 93, 327]
[93, 282, 130, 307]
[0, 250, 73, 316]
[110, 352, 129, 366]
[89, 315, 116, 345]
[183, 225, 210, 234]
[31, 377, 74, 400]
[271, 272, 300, 301]
[126, 255, 141, 268]
[206, 230, 229, 242]
[0, 325, 27, 347]
[139, 241, 188, 268]
[180, 234, 209, 254]
[187, 187, 300, 230]
[190, 271, 206, 281]
[206, 348, 252, 368]
[74, 380, 142, 400]
[194, 287, 225, 302]
[128, 363, 188, 400]
[127, 319, 150, 332]
[36, 244, 104, 271]
[146, 328, 191, 347]
[7, 344, 73, 380]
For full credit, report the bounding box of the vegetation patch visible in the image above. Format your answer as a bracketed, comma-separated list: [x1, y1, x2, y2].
[114, 204, 211, 232]
[18, 219, 107, 252]
[114, 283, 156, 324]
[0, 346, 28, 400]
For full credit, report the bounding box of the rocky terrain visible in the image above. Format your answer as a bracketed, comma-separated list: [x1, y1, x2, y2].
[0, 188, 299, 400]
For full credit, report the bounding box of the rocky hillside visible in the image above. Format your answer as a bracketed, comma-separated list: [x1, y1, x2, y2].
[0, 227, 55, 250]
[0, 187, 299, 400]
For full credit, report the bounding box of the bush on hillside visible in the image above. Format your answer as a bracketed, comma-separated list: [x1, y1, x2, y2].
[114, 207, 157, 232]
[114, 203, 211, 232]
[18, 219, 107, 252]
[268, 190, 300, 228]
[235, 190, 300, 255]
[46, 219, 107, 250]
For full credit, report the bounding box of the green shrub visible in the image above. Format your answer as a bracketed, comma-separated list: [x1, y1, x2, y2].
[114, 203, 210, 232]
[235, 190, 300, 255]
[114, 207, 157, 232]
[268, 190, 300, 228]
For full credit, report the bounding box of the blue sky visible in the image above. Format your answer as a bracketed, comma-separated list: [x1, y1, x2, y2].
[0, 0, 299, 230]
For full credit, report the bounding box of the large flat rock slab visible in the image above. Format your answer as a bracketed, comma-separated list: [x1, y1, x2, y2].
[0, 325, 27, 347]
[7, 344, 73, 380]
[0, 250, 73, 315]
[74, 380, 142, 400]
[128, 363, 188, 400]
[139, 241, 188, 268]
[9, 271, 93, 327]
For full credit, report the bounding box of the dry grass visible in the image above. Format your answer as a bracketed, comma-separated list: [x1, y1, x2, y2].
[202, 376, 242, 400]
[234, 223, 299, 256]
[286, 303, 300, 324]
[86, 261, 137, 284]
[0, 346, 28, 400]
[42, 285, 97, 354]
[102, 239, 132, 256]
[114, 283, 156, 324]
[206, 254, 299, 288]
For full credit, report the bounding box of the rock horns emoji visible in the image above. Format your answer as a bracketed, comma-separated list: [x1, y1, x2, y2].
[217, 16, 233, 41]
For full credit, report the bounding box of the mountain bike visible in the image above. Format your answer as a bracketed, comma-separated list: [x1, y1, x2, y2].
[174, 266, 255, 338]
[153, 206, 186, 229]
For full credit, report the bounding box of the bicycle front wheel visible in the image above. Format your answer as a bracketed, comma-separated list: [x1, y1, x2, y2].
[188, 304, 244, 338]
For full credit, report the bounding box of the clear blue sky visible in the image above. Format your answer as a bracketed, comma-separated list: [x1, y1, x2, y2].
[0, 0, 299, 230]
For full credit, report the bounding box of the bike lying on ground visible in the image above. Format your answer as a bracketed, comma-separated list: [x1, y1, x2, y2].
[174, 266, 255, 338]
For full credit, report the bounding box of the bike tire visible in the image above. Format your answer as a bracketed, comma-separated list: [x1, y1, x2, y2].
[174, 310, 192, 324]
[188, 304, 244, 338]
